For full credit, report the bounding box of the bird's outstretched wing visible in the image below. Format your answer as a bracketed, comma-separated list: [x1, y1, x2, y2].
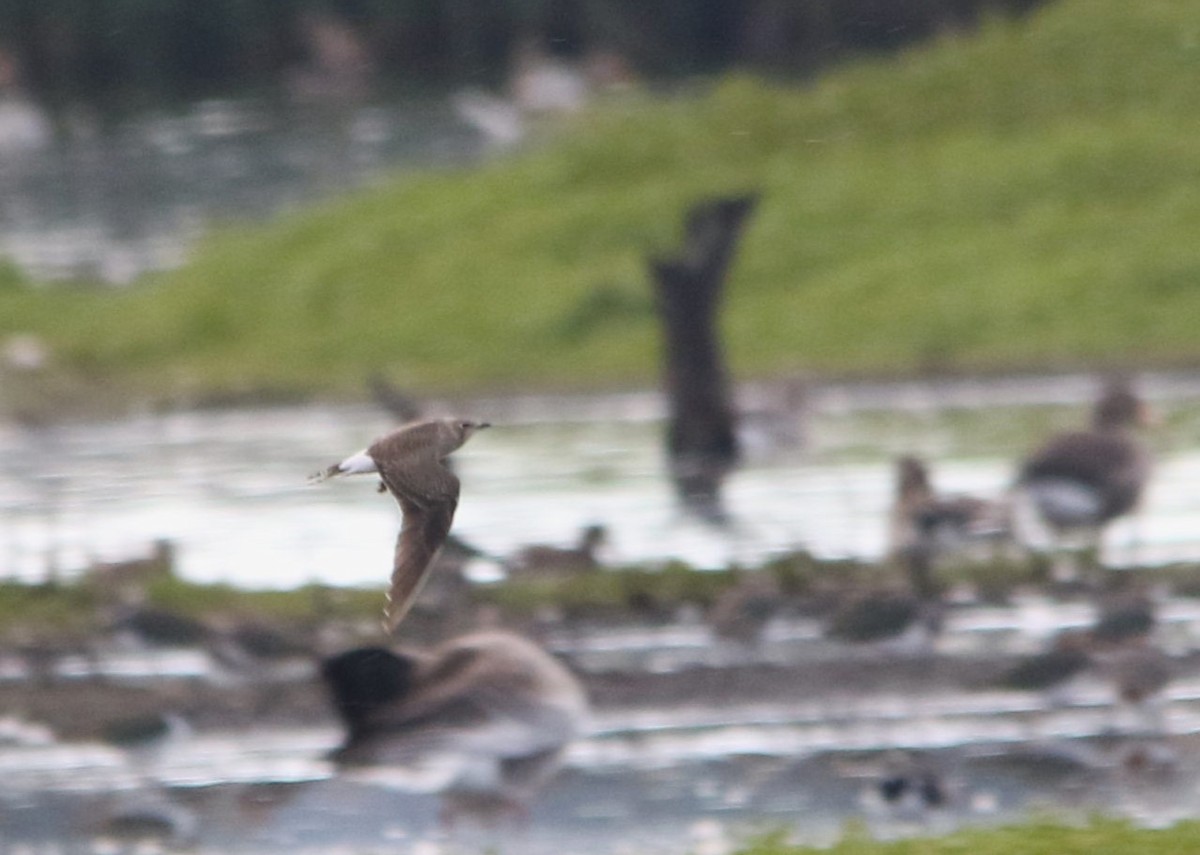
[383, 490, 459, 634]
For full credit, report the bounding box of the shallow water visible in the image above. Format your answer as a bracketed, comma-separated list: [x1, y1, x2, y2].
[5, 373, 1200, 851]
[2, 674, 1199, 854]
[3, 372, 1200, 588]
[0, 95, 485, 283]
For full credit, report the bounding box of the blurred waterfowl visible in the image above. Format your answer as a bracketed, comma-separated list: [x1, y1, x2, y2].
[95, 711, 194, 801]
[825, 543, 946, 647]
[321, 630, 587, 823]
[888, 455, 1011, 591]
[877, 751, 948, 811]
[707, 570, 781, 645]
[88, 539, 176, 600]
[310, 418, 490, 633]
[1100, 642, 1173, 732]
[509, 523, 609, 578]
[207, 619, 316, 680]
[1016, 379, 1153, 569]
[101, 711, 192, 763]
[1092, 588, 1157, 646]
[995, 629, 1092, 695]
[737, 377, 809, 459]
[825, 590, 941, 646]
[109, 607, 212, 651]
[366, 371, 423, 424]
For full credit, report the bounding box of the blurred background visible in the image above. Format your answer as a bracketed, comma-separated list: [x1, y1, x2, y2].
[3, 1, 1200, 853]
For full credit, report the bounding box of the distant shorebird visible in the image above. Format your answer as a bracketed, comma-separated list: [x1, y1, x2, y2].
[877, 750, 948, 812]
[310, 418, 490, 633]
[1101, 642, 1173, 733]
[708, 570, 781, 646]
[509, 523, 609, 578]
[888, 455, 1011, 591]
[1092, 587, 1157, 646]
[1016, 379, 1152, 569]
[994, 629, 1093, 696]
[825, 589, 942, 647]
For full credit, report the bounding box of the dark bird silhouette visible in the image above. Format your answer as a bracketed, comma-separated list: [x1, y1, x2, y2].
[996, 630, 1093, 694]
[877, 751, 947, 811]
[1092, 588, 1156, 646]
[109, 607, 212, 650]
[310, 418, 490, 633]
[100, 711, 193, 772]
[825, 590, 941, 646]
[1016, 379, 1152, 568]
[321, 631, 587, 824]
[207, 619, 316, 681]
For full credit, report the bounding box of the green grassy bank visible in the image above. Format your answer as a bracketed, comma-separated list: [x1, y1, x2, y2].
[2, 0, 1199, 405]
[736, 820, 1200, 855]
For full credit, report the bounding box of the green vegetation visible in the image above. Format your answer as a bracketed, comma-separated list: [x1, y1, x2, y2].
[0, 576, 382, 638]
[3, 0, 1200, 405]
[5, 551, 1200, 638]
[735, 819, 1200, 854]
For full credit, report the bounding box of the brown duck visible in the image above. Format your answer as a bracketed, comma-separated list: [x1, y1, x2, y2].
[1017, 379, 1151, 545]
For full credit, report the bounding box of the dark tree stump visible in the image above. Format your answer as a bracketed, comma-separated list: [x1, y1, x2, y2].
[649, 194, 758, 523]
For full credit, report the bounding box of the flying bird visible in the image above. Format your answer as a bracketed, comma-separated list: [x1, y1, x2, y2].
[310, 418, 490, 633]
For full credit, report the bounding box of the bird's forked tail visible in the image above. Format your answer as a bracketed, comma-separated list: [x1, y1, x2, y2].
[308, 450, 378, 485]
[307, 463, 343, 484]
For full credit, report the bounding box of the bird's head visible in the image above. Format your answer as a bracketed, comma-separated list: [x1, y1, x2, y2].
[442, 418, 492, 450]
[321, 646, 417, 734]
[895, 455, 931, 500]
[1093, 380, 1151, 431]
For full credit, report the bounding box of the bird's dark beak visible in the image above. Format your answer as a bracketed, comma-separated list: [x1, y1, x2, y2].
[478, 422, 492, 429]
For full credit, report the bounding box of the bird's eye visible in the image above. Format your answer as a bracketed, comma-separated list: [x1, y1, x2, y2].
[461, 422, 471, 429]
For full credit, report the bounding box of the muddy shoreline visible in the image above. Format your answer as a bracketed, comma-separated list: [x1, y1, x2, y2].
[9, 645, 1199, 743]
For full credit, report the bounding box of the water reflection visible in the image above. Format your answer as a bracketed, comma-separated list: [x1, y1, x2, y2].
[0, 96, 486, 283]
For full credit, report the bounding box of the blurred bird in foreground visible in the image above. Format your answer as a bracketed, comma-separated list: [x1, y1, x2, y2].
[310, 418, 490, 633]
[1015, 378, 1153, 577]
[321, 630, 587, 826]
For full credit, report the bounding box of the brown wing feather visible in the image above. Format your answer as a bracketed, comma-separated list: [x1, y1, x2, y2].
[383, 495, 459, 633]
